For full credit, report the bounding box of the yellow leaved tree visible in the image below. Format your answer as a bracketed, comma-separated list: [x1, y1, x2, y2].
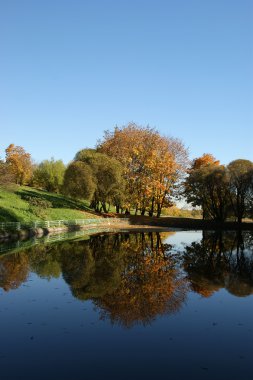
[5, 144, 33, 185]
[98, 123, 188, 216]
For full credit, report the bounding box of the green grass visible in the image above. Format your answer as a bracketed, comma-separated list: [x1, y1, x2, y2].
[0, 186, 98, 222]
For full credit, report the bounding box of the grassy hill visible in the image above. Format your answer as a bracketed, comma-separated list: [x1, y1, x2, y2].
[0, 186, 98, 223]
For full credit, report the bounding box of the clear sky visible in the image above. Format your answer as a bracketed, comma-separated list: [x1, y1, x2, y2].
[0, 0, 252, 165]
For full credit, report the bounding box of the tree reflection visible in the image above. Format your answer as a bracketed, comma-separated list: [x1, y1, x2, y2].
[0, 230, 253, 326]
[183, 230, 253, 297]
[58, 232, 188, 327]
[93, 232, 188, 327]
[61, 236, 124, 300]
[29, 244, 61, 280]
[0, 253, 29, 291]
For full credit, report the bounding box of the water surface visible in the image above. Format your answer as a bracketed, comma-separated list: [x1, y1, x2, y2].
[0, 230, 252, 380]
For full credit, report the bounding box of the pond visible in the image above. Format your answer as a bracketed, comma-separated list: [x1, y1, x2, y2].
[0, 230, 252, 380]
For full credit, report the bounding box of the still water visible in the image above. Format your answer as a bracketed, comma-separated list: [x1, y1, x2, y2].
[0, 230, 252, 380]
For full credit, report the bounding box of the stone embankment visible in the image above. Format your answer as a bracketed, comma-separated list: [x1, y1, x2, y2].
[0, 218, 130, 242]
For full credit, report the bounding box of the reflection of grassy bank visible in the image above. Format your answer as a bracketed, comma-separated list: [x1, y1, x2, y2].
[0, 228, 100, 256]
[0, 228, 175, 256]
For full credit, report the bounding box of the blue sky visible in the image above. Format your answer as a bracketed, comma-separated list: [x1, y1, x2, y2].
[0, 0, 252, 165]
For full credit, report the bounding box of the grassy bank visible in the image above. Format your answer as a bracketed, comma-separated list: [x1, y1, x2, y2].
[1, 186, 252, 231]
[0, 186, 97, 223]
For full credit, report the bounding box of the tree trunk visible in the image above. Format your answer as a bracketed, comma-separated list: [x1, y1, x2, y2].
[149, 197, 154, 217]
[156, 202, 162, 217]
[102, 202, 107, 213]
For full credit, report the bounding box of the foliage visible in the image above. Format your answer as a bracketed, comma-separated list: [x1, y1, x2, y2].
[184, 154, 253, 222]
[75, 149, 124, 212]
[0, 160, 15, 187]
[63, 161, 96, 201]
[5, 144, 33, 185]
[184, 154, 229, 221]
[191, 153, 220, 170]
[98, 123, 188, 216]
[227, 159, 253, 223]
[25, 196, 52, 218]
[162, 205, 202, 218]
[32, 159, 65, 193]
[22, 195, 53, 209]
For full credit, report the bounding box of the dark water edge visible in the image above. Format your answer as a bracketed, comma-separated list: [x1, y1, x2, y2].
[0, 230, 252, 380]
[124, 214, 253, 230]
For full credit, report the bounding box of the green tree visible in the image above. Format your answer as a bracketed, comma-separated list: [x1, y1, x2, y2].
[63, 161, 96, 201]
[228, 159, 253, 223]
[75, 149, 124, 212]
[33, 158, 65, 193]
[184, 161, 230, 221]
[0, 159, 15, 187]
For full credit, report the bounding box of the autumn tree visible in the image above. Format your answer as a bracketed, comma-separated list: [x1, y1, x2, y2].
[75, 149, 124, 212]
[5, 144, 33, 185]
[63, 161, 96, 201]
[184, 154, 222, 219]
[227, 159, 253, 223]
[191, 153, 220, 170]
[98, 123, 188, 216]
[32, 158, 65, 193]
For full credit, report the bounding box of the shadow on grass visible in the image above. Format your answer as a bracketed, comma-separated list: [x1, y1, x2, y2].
[16, 188, 92, 212]
[0, 207, 23, 223]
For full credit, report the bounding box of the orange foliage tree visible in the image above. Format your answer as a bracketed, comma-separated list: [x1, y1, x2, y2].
[191, 153, 220, 170]
[5, 144, 33, 185]
[98, 123, 188, 216]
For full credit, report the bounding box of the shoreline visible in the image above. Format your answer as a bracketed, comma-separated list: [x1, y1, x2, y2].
[1, 216, 253, 243]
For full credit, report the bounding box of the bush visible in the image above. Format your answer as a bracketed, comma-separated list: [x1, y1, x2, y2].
[24, 196, 52, 218]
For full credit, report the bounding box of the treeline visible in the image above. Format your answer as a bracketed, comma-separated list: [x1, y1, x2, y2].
[184, 154, 253, 223]
[67, 124, 188, 216]
[0, 144, 65, 193]
[0, 123, 252, 221]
